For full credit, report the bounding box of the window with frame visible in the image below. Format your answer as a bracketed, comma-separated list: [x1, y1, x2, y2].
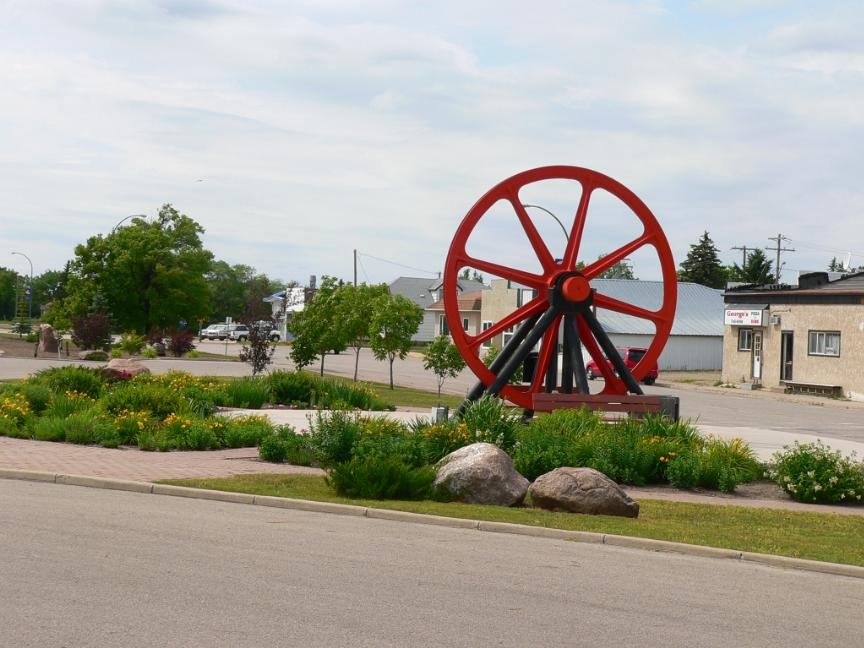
[808, 330, 840, 357]
[737, 328, 753, 351]
[439, 314, 449, 336]
[462, 317, 469, 332]
[502, 325, 515, 348]
[481, 321, 492, 347]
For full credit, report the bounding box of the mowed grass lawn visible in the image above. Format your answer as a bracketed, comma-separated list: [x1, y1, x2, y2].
[164, 473, 864, 567]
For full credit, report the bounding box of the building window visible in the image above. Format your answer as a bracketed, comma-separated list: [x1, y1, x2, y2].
[738, 329, 753, 351]
[808, 331, 840, 357]
[462, 317, 469, 332]
[502, 325, 515, 348]
[439, 314, 449, 336]
[481, 321, 492, 348]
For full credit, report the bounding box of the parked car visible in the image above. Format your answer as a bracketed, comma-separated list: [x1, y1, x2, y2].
[199, 324, 229, 340]
[229, 324, 250, 341]
[585, 347, 658, 385]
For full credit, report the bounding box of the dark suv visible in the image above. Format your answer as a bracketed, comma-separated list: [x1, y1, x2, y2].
[585, 347, 658, 385]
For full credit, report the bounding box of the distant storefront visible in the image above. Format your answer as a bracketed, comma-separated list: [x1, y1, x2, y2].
[722, 272, 864, 400]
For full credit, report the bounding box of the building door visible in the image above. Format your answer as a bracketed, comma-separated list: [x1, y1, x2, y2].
[752, 330, 763, 381]
[780, 331, 793, 381]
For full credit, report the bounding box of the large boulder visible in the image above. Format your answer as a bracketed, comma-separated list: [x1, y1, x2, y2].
[434, 442, 529, 506]
[103, 358, 151, 380]
[38, 324, 59, 353]
[529, 467, 639, 518]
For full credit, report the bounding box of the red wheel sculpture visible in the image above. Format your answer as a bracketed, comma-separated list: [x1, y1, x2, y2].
[444, 166, 677, 411]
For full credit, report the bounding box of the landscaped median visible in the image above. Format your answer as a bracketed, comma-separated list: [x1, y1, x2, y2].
[162, 473, 864, 569]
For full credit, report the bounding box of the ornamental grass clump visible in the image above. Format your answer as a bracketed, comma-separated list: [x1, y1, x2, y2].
[666, 437, 763, 492]
[224, 377, 270, 409]
[512, 408, 603, 480]
[30, 365, 105, 399]
[45, 390, 98, 419]
[770, 441, 864, 504]
[0, 392, 32, 427]
[352, 417, 427, 468]
[456, 396, 522, 452]
[306, 410, 363, 466]
[102, 381, 186, 419]
[258, 426, 316, 465]
[327, 457, 436, 500]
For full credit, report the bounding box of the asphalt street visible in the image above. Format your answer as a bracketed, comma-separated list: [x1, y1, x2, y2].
[2, 480, 862, 648]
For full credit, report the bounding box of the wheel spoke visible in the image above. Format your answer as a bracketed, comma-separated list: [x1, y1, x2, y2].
[576, 314, 619, 385]
[531, 314, 561, 391]
[593, 293, 663, 324]
[562, 182, 594, 269]
[510, 196, 557, 272]
[466, 295, 547, 351]
[462, 256, 546, 289]
[582, 232, 653, 279]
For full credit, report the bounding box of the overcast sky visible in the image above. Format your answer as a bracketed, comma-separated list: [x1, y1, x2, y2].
[1, 0, 862, 286]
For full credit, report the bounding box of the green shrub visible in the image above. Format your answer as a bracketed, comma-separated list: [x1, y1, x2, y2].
[186, 350, 201, 358]
[307, 410, 362, 466]
[102, 382, 185, 419]
[32, 417, 69, 442]
[770, 441, 864, 504]
[142, 347, 157, 359]
[119, 333, 147, 355]
[0, 416, 27, 438]
[45, 390, 99, 419]
[416, 420, 474, 464]
[62, 412, 115, 445]
[353, 417, 427, 468]
[259, 434, 289, 463]
[31, 365, 105, 398]
[109, 348, 124, 359]
[111, 409, 154, 445]
[513, 409, 604, 480]
[218, 415, 274, 448]
[267, 370, 319, 405]
[456, 396, 523, 452]
[327, 456, 436, 500]
[316, 380, 393, 411]
[692, 437, 763, 492]
[12, 383, 52, 414]
[161, 413, 218, 450]
[224, 377, 270, 409]
[137, 430, 157, 451]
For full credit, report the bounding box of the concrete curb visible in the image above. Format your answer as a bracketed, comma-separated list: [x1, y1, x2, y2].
[4, 469, 863, 580]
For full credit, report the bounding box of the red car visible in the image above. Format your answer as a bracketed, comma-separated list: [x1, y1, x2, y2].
[585, 347, 658, 385]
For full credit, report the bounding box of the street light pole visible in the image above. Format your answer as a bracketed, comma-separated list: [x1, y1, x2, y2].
[522, 204, 569, 242]
[111, 214, 146, 234]
[11, 251, 33, 320]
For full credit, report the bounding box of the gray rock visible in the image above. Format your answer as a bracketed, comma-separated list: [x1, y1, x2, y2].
[528, 467, 639, 518]
[434, 442, 529, 506]
[38, 324, 59, 353]
[103, 358, 151, 380]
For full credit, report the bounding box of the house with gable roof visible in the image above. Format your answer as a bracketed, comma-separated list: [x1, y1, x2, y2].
[388, 276, 488, 342]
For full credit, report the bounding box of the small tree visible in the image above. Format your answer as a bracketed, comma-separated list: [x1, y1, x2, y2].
[287, 276, 347, 376]
[677, 231, 727, 288]
[423, 336, 466, 403]
[730, 248, 775, 285]
[595, 254, 636, 279]
[239, 320, 276, 375]
[369, 294, 423, 389]
[335, 283, 390, 381]
[71, 312, 111, 350]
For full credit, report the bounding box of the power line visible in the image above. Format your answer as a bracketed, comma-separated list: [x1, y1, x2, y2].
[730, 245, 751, 267]
[356, 251, 438, 276]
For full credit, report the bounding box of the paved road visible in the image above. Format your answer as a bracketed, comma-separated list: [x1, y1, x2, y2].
[2, 480, 861, 648]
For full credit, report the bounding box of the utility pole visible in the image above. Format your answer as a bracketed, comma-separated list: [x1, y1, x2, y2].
[731, 245, 750, 267]
[353, 249, 357, 287]
[766, 234, 795, 282]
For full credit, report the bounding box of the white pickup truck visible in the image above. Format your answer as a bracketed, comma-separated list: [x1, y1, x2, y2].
[229, 323, 281, 342]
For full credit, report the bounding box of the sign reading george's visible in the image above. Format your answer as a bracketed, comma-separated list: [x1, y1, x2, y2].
[724, 309, 764, 326]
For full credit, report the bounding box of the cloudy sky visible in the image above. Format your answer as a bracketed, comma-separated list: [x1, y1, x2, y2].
[1, 0, 862, 286]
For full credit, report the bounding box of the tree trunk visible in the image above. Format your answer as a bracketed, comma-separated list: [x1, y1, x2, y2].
[389, 356, 394, 389]
[319, 353, 325, 376]
[353, 347, 360, 382]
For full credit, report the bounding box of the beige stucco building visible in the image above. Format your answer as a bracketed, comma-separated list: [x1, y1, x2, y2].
[722, 272, 864, 400]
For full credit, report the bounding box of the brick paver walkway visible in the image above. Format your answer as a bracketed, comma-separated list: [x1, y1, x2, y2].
[0, 437, 323, 482]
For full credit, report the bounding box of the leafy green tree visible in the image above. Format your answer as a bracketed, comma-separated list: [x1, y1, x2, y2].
[369, 294, 423, 389]
[288, 276, 348, 375]
[0, 267, 17, 321]
[206, 261, 283, 324]
[423, 336, 466, 403]
[335, 283, 390, 381]
[676, 231, 728, 288]
[730, 248, 774, 285]
[31, 268, 69, 318]
[62, 205, 213, 333]
[595, 254, 637, 279]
